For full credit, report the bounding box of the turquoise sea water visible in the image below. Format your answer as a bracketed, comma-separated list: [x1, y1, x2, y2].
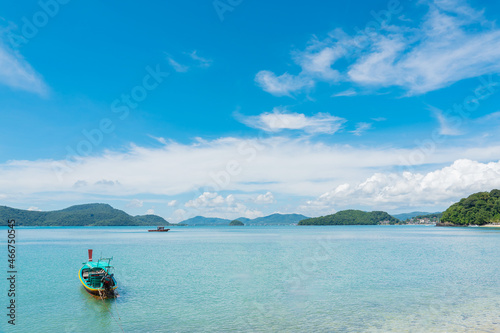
[1, 225, 500, 332]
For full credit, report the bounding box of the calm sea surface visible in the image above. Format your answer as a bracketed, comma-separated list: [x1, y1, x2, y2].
[1, 225, 500, 332]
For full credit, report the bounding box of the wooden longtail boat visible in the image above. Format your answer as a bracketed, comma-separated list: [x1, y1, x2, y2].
[79, 249, 118, 298]
[148, 226, 170, 232]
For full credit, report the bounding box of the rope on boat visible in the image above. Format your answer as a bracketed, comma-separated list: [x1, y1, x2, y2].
[98, 289, 125, 333]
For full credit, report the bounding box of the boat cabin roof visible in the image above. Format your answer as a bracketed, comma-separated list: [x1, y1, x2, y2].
[83, 258, 113, 270]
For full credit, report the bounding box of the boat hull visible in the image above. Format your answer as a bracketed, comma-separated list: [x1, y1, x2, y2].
[79, 266, 118, 298]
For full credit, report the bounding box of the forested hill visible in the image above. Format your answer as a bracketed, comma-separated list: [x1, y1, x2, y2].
[181, 213, 308, 225]
[298, 210, 400, 225]
[440, 189, 500, 226]
[0, 203, 171, 226]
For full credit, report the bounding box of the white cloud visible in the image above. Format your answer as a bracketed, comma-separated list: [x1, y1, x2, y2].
[27, 206, 41, 211]
[433, 109, 463, 136]
[332, 89, 356, 97]
[149, 135, 168, 145]
[295, 43, 343, 80]
[184, 192, 263, 219]
[165, 54, 189, 73]
[0, 41, 48, 95]
[238, 107, 346, 134]
[256, 1, 500, 96]
[255, 71, 313, 96]
[146, 209, 155, 215]
[127, 199, 143, 208]
[303, 159, 500, 214]
[185, 192, 227, 208]
[169, 209, 187, 223]
[254, 191, 274, 204]
[167, 200, 177, 207]
[3, 136, 500, 204]
[350, 122, 372, 136]
[188, 50, 212, 68]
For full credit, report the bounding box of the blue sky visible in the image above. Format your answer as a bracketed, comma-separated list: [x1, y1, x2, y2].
[1, 0, 500, 221]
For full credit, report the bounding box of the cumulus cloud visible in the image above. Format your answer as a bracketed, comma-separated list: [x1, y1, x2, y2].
[254, 191, 275, 204]
[185, 192, 228, 208]
[27, 206, 41, 211]
[303, 159, 500, 213]
[238, 107, 346, 134]
[169, 209, 187, 223]
[256, 1, 500, 96]
[3, 136, 500, 204]
[184, 192, 263, 219]
[146, 209, 155, 215]
[167, 200, 177, 207]
[0, 41, 48, 95]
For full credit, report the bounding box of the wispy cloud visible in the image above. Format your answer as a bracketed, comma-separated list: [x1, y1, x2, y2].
[256, 0, 500, 96]
[350, 122, 372, 136]
[0, 41, 48, 96]
[165, 50, 212, 73]
[332, 89, 357, 97]
[237, 107, 346, 134]
[255, 71, 314, 96]
[429, 106, 463, 136]
[188, 50, 212, 68]
[165, 54, 189, 73]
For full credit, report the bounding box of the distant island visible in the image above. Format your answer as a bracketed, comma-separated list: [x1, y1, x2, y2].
[0, 203, 172, 227]
[439, 189, 500, 226]
[0, 204, 307, 227]
[229, 220, 244, 226]
[7, 193, 498, 227]
[181, 213, 308, 226]
[298, 210, 400, 225]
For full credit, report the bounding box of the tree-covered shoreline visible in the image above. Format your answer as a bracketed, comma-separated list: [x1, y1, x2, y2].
[0, 203, 171, 226]
[440, 189, 500, 226]
[298, 210, 400, 225]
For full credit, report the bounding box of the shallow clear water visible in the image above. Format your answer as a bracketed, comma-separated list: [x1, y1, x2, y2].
[1, 225, 500, 332]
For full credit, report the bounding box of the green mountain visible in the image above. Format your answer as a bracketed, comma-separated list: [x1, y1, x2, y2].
[393, 211, 433, 220]
[298, 210, 400, 225]
[229, 220, 244, 226]
[440, 189, 500, 226]
[0, 203, 171, 226]
[243, 213, 308, 225]
[181, 213, 309, 225]
[180, 216, 231, 225]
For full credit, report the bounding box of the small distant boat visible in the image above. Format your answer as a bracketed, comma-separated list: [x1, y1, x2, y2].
[148, 226, 170, 232]
[79, 249, 118, 298]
